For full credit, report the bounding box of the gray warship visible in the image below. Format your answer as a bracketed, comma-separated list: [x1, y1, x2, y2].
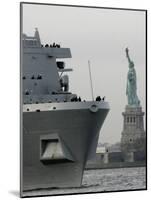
[22, 28, 109, 192]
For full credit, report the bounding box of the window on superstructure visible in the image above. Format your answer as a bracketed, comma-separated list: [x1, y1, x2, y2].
[33, 40, 37, 45]
[27, 40, 33, 46]
[133, 117, 136, 123]
[25, 39, 37, 46]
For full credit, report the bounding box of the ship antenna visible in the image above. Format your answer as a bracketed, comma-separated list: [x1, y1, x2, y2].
[88, 60, 94, 101]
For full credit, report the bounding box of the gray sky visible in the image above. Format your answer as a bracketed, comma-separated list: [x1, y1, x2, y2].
[22, 4, 146, 144]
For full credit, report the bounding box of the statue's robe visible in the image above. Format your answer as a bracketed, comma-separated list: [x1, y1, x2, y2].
[126, 67, 140, 106]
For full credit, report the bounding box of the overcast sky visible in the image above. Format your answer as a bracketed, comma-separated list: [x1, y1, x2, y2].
[22, 3, 146, 144]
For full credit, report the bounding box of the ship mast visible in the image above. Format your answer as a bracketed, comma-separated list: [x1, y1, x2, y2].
[88, 60, 94, 101]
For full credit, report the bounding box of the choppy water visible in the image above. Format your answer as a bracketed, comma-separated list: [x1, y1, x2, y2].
[24, 167, 146, 197]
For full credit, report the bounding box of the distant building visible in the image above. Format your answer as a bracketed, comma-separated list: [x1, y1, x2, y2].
[96, 146, 106, 154]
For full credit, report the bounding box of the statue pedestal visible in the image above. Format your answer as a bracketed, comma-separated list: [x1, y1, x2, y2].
[121, 105, 146, 161]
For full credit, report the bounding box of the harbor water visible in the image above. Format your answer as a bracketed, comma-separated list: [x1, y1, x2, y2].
[23, 167, 146, 197]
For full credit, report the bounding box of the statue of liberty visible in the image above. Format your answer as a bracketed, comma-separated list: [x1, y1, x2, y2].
[125, 48, 140, 106]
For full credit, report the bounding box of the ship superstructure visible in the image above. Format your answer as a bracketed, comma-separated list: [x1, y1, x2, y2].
[22, 28, 109, 191]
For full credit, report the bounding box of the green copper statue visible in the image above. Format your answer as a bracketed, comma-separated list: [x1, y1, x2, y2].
[125, 48, 140, 106]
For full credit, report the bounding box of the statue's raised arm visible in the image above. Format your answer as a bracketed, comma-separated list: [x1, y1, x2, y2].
[125, 47, 131, 64]
[125, 48, 140, 106]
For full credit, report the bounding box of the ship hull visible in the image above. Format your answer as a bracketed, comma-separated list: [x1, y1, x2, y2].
[22, 102, 109, 191]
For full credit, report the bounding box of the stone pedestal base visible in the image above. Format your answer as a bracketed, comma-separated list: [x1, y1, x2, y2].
[121, 105, 146, 157]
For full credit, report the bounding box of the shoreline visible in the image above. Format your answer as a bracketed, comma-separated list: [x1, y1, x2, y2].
[85, 161, 146, 170]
